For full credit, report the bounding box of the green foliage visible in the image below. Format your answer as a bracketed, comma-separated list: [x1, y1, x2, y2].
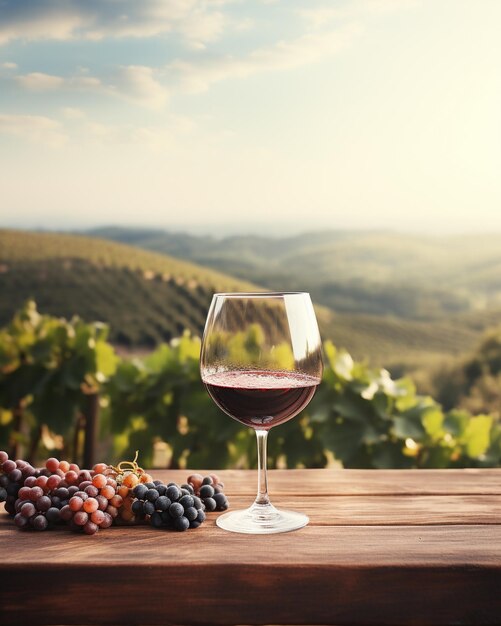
[0, 300, 117, 458]
[1, 302, 501, 469]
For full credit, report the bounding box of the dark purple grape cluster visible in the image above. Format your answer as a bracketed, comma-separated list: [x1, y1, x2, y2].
[186, 473, 229, 512]
[0, 450, 39, 516]
[131, 480, 206, 532]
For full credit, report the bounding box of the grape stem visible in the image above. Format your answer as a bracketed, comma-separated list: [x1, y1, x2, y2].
[110, 450, 145, 479]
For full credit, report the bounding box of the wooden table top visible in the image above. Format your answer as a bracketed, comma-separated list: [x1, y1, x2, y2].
[1, 468, 501, 625]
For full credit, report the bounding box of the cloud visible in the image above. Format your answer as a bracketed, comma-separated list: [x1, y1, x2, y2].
[0, 0, 231, 48]
[61, 106, 86, 119]
[298, 0, 419, 28]
[13, 65, 167, 109]
[16, 72, 65, 90]
[1, 61, 17, 69]
[0, 113, 66, 147]
[110, 65, 169, 109]
[170, 24, 362, 93]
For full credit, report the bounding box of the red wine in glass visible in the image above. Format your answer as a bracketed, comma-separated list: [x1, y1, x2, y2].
[204, 370, 320, 429]
[200, 291, 323, 534]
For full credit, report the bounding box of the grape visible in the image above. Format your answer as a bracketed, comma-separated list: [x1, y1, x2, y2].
[155, 496, 171, 511]
[193, 496, 203, 510]
[46, 458, 60, 473]
[69, 496, 84, 512]
[109, 494, 123, 508]
[65, 471, 79, 485]
[133, 484, 148, 500]
[92, 474, 107, 489]
[2, 459, 16, 474]
[32, 515, 49, 531]
[46, 475, 61, 490]
[90, 510, 105, 525]
[83, 521, 99, 535]
[150, 512, 163, 528]
[73, 511, 89, 526]
[58, 460, 70, 473]
[14, 512, 29, 528]
[169, 502, 184, 518]
[173, 516, 189, 532]
[200, 485, 215, 499]
[36, 496, 52, 512]
[145, 488, 159, 502]
[84, 485, 99, 498]
[46, 507, 61, 523]
[166, 485, 181, 501]
[100, 512, 113, 529]
[100, 485, 115, 499]
[122, 473, 139, 489]
[96, 495, 108, 511]
[203, 497, 217, 512]
[202, 476, 213, 486]
[106, 505, 118, 519]
[9, 469, 23, 483]
[20, 502, 36, 518]
[60, 505, 73, 522]
[187, 473, 203, 491]
[214, 493, 228, 509]
[184, 507, 198, 522]
[179, 495, 194, 509]
[83, 498, 99, 513]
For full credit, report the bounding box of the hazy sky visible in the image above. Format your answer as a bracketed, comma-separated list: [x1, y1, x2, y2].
[0, 0, 500, 235]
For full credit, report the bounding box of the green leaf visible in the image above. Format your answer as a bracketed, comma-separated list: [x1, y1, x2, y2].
[422, 407, 444, 439]
[462, 415, 493, 458]
[95, 341, 118, 378]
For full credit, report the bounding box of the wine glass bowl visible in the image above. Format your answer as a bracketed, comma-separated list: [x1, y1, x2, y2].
[200, 292, 323, 534]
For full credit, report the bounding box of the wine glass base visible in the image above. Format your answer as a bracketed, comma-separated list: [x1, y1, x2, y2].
[216, 502, 309, 534]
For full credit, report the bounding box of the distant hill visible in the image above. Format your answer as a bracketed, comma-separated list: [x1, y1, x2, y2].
[87, 227, 501, 320]
[0, 229, 258, 346]
[0, 229, 498, 368]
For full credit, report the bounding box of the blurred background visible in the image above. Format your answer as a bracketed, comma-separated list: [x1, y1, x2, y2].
[1, 0, 501, 469]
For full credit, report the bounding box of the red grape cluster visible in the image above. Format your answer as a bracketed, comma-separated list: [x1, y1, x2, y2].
[58, 463, 121, 535]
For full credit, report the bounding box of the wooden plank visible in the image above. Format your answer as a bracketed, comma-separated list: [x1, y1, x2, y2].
[1, 526, 501, 624]
[16, 492, 501, 530]
[153, 468, 501, 496]
[1, 523, 501, 567]
[211, 494, 501, 526]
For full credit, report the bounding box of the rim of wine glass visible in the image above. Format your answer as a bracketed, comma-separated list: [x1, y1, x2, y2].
[213, 291, 310, 298]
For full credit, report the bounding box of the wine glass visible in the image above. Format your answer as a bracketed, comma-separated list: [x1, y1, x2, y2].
[200, 292, 323, 534]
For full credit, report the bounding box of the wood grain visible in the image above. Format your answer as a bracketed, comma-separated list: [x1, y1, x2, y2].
[1, 469, 501, 625]
[155, 468, 501, 496]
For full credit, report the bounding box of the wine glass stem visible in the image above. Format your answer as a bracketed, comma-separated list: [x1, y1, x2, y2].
[255, 429, 270, 506]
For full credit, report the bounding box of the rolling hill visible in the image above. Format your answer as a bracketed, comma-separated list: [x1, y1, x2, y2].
[0, 229, 496, 369]
[87, 227, 501, 320]
[0, 229, 258, 346]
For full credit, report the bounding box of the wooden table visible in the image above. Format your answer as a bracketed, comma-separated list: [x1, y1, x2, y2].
[1, 469, 501, 625]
